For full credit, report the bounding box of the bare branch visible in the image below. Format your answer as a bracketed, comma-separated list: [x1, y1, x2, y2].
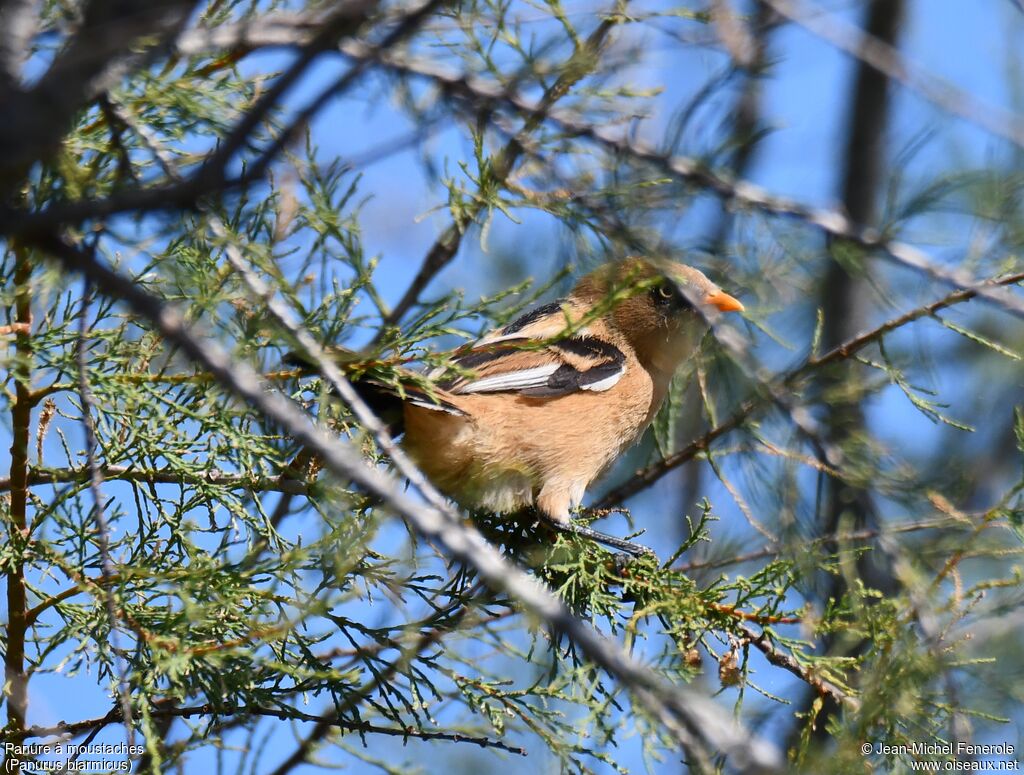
[762, 0, 1024, 150]
[173, 12, 346, 56]
[0, 465, 315, 495]
[189, 0, 383, 190]
[17, 705, 527, 756]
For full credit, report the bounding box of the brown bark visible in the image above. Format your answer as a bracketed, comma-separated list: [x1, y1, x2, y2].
[4, 244, 33, 733]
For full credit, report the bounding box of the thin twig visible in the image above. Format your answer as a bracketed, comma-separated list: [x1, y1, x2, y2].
[266, 605, 477, 775]
[740, 624, 858, 710]
[19, 705, 526, 756]
[0, 465, 316, 496]
[241, 0, 447, 190]
[191, 0, 381, 189]
[76, 279, 135, 748]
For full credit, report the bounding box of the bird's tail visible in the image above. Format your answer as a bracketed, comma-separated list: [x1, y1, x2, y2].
[283, 347, 464, 437]
[284, 347, 406, 434]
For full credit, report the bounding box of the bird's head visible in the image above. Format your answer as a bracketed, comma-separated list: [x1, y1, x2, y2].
[572, 256, 744, 373]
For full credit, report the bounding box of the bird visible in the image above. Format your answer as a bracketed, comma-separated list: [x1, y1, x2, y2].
[292, 256, 744, 554]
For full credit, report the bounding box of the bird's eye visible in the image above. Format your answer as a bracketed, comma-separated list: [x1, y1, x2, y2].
[653, 284, 675, 303]
[650, 281, 694, 311]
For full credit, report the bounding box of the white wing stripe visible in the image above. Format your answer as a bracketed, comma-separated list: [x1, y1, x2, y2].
[456, 364, 561, 394]
[580, 367, 625, 392]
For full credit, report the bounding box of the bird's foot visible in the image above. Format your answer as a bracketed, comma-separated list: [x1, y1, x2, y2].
[542, 516, 655, 557]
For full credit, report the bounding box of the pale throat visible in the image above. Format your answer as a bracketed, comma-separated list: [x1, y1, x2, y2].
[642, 321, 704, 377]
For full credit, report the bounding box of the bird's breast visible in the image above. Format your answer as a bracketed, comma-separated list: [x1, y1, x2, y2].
[401, 359, 661, 514]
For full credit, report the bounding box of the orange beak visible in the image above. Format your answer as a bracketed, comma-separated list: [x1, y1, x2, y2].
[704, 290, 745, 313]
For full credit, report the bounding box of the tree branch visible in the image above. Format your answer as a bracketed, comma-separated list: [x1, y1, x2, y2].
[0, 465, 316, 496]
[740, 625, 858, 710]
[3, 243, 32, 734]
[16, 705, 527, 756]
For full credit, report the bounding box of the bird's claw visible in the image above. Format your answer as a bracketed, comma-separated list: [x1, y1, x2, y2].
[543, 517, 655, 557]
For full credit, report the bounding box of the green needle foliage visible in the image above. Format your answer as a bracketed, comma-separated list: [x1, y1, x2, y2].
[1, 1, 1023, 774]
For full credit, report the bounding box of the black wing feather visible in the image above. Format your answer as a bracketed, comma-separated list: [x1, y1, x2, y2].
[499, 301, 567, 335]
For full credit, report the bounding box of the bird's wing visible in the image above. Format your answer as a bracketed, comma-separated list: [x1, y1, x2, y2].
[432, 301, 627, 398]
